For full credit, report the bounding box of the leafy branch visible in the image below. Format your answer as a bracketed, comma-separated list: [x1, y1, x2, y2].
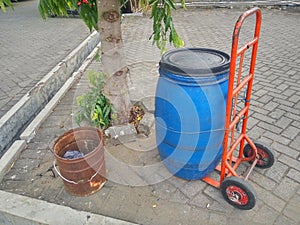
[38, 0, 186, 52]
[38, 0, 98, 31]
[0, 0, 13, 13]
[149, 0, 186, 53]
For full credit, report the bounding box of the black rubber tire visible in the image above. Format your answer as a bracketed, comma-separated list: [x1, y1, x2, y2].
[243, 142, 275, 169]
[220, 176, 257, 210]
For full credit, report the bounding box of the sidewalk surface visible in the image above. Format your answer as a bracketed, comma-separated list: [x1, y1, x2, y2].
[0, 0, 90, 119]
[0, 0, 99, 155]
[1, 5, 300, 225]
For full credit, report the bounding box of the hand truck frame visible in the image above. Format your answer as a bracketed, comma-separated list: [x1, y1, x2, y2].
[202, 7, 275, 210]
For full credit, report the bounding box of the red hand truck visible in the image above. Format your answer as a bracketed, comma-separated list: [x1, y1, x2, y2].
[202, 7, 275, 210]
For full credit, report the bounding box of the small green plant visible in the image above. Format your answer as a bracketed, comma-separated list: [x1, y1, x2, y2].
[76, 70, 116, 129]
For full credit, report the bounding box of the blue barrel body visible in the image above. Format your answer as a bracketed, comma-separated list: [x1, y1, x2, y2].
[155, 48, 230, 180]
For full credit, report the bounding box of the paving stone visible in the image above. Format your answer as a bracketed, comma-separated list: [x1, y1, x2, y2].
[281, 125, 299, 140]
[274, 215, 297, 225]
[264, 131, 291, 146]
[257, 121, 282, 134]
[167, 176, 188, 190]
[256, 94, 273, 104]
[180, 180, 207, 199]
[247, 126, 266, 140]
[151, 180, 177, 200]
[251, 182, 286, 213]
[209, 213, 228, 225]
[275, 116, 293, 130]
[265, 161, 289, 182]
[252, 205, 278, 224]
[272, 142, 299, 159]
[252, 112, 276, 125]
[105, 124, 137, 145]
[287, 169, 300, 183]
[290, 135, 300, 150]
[189, 191, 213, 209]
[250, 171, 277, 191]
[169, 189, 189, 204]
[203, 185, 224, 204]
[0, 179, 31, 191]
[273, 177, 299, 201]
[246, 117, 259, 129]
[208, 200, 235, 214]
[285, 111, 300, 122]
[278, 154, 300, 171]
[282, 194, 300, 223]
[256, 136, 274, 146]
[269, 108, 285, 120]
[289, 94, 300, 104]
[19, 148, 48, 160]
[264, 101, 279, 112]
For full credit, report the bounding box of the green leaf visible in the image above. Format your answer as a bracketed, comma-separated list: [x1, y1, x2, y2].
[77, 95, 83, 105]
[0, 2, 7, 13]
[165, 0, 176, 10]
[165, 16, 171, 32]
[149, 0, 158, 5]
[1, 0, 14, 13]
[104, 105, 111, 118]
[95, 104, 103, 117]
[180, 0, 187, 10]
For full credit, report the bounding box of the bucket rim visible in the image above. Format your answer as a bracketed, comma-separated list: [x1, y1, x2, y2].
[53, 126, 104, 162]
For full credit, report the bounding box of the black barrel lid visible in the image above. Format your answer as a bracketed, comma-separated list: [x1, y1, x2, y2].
[160, 48, 230, 76]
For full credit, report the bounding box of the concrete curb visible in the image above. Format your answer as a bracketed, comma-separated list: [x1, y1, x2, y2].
[182, 0, 300, 8]
[0, 140, 26, 182]
[0, 31, 100, 153]
[19, 42, 101, 143]
[0, 190, 136, 225]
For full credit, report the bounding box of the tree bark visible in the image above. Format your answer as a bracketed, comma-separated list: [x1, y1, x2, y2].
[97, 0, 131, 125]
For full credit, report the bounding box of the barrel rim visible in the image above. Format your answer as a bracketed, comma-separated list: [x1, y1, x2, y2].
[159, 48, 230, 77]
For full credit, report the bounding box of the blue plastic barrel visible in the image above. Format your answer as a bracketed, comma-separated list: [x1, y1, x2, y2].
[155, 48, 230, 180]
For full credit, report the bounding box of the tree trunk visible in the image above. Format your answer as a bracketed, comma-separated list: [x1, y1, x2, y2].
[97, 0, 131, 125]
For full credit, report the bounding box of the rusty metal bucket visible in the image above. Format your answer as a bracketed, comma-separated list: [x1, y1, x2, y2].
[53, 127, 106, 196]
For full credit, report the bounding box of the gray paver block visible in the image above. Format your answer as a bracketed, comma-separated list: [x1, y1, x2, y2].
[273, 177, 299, 200]
[253, 205, 278, 224]
[274, 216, 297, 225]
[265, 161, 289, 182]
[278, 154, 300, 171]
[282, 194, 300, 223]
[105, 124, 137, 145]
[287, 169, 300, 183]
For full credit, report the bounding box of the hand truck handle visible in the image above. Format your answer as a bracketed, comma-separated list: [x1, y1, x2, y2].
[228, 7, 262, 109]
[231, 7, 262, 58]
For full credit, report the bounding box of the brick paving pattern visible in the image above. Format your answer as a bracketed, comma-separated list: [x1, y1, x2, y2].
[0, 0, 90, 118]
[1, 7, 300, 225]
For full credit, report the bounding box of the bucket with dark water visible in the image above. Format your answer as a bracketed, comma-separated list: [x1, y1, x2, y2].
[53, 127, 106, 196]
[155, 48, 230, 180]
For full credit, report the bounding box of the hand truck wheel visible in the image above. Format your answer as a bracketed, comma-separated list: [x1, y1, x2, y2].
[243, 142, 275, 169]
[220, 176, 257, 210]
